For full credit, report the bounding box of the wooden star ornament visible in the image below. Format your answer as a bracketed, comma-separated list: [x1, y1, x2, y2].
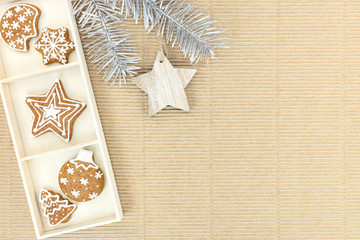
[131, 51, 197, 117]
[25, 79, 86, 142]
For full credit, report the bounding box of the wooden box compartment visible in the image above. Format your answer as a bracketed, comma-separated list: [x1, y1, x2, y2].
[0, 0, 123, 238]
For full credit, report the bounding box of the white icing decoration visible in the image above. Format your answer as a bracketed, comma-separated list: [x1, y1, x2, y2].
[71, 189, 80, 198]
[5, 11, 13, 19]
[95, 171, 103, 179]
[0, 4, 40, 52]
[5, 30, 13, 38]
[15, 37, 23, 45]
[18, 15, 26, 23]
[24, 8, 33, 17]
[25, 79, 86, 142]
[69, 150, 99, 170]
[34, 27, 75, 64]
[66, 167, 74, 175]
[11, 21, 19, 30]
[14, 6, 22, 13]
[60, 177, 68, 185]
[42, 103, 61, 120]
[24, 25, 31, 33]
[9, 40, 15, 48]
[80, 177, 89, 186]
[39, 189, 76, 226]
[88, 192, 98, 200]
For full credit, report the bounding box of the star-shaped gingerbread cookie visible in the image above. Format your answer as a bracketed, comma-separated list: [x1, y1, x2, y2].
[25, 79, 86, 142]
[131, 51, 197, 117]
[34, 27, 75, 65]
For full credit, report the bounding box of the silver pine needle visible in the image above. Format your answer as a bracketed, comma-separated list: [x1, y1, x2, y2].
[73, 0, 141, 86]
[113, 0, 227, 63]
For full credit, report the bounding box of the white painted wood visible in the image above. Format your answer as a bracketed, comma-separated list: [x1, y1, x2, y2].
[38, 216, 119, 239]
[0, 61, 80, 83]
[0, 0, 123, 239]
[131, 51, 197, 117]
[21, 161, 44, 238]
[20, 140, 99, 162]
[0, 52, 6, 79]
[0, 84, 26, 158]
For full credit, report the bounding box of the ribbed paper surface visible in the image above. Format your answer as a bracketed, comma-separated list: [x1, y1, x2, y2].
[3, 0, 360, 239]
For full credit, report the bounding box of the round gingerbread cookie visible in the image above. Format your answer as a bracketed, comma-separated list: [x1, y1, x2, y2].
[58, 150, 105, 202]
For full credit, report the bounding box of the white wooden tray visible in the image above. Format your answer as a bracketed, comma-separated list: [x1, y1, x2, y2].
[0, 0, 123, 238]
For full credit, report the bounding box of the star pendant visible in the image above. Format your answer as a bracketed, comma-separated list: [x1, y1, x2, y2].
[131, 51, 197, 117]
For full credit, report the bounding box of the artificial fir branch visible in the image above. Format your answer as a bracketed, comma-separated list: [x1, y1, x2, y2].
[114, 0, 227, 63]
[73, 0, 141, 86]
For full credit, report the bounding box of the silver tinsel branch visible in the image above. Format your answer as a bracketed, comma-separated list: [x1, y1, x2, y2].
[114, 0, 227, 63]
[73, 0, 140, 86]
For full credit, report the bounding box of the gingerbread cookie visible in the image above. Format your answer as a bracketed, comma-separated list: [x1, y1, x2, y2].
[0, 3, 40, 52]
[34, 27, 75, 65]
[25, 79, 87, 142]
[39, 189, 77, 226]
[59, 150, 105, 202]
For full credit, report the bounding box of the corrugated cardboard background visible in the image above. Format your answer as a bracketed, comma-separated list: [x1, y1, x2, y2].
[3, 0, 360, 239]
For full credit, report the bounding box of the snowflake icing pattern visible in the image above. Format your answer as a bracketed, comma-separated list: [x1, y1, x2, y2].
[88, 192, 98, 200]
[0, 4, 40, 51]
[60, 177, 68, 185]
[95, 171, 103, 179]
[80, 177, 89, 186]
[34, 27, 75, 65]
[71, 189, 80, 198]
[67, 167, 74, 175]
